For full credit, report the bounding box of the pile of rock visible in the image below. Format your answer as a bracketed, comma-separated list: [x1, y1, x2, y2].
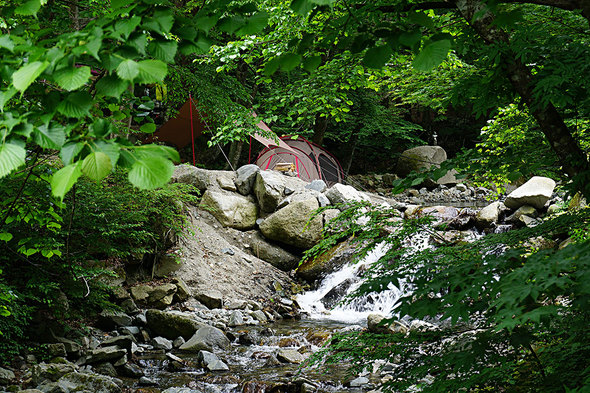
[172, 164, 371, 251]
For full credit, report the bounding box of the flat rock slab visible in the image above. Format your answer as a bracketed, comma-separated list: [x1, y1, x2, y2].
[146, 309, 204, 340]
[504, 176, 556, 209]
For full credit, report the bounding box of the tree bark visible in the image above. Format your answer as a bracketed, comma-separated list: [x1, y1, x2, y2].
[312, 114, 329, 146]
[453, 0, 590, 179]
[226, 140, 244, 170]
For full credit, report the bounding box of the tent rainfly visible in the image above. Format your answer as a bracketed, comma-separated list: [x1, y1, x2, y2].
[254, 135, 344, 186]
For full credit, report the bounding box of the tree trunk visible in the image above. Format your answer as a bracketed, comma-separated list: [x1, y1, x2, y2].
[454, 0, 590, 179]
[226, 140, 243, 170]
[312, 114, 329, 146]
[342, 132, 359, 177]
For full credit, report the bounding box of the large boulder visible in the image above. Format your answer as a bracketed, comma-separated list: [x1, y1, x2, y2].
[259, 197, 323, 249]
[235, 164, 260, 195]
[297, 239, 355, 282]
[194, 289, 223, 309]
[396, 145, 447, 178]
[324, 183, 368, 207]
[55, 372, 121, 393]
[200, 190, 258, 230]
[246, 231, 300, 271]
[82, 347, 127, 364]
[170, 165, 212, 192]
[475, 202, 504, 229]
[504, 176, 556, 209]
[145, 309, 204, 340]
[254, 170, 286, 212]
[179, 326, 230, 352]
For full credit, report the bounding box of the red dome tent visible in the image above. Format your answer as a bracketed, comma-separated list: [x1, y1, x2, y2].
[254, 135, 344, 186]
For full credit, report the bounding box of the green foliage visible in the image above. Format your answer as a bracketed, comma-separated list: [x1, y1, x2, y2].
[305, 201, 590, 392]
[0, 161, 198, 364]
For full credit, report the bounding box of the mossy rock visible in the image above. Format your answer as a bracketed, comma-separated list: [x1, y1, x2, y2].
[296, 238, 355, 282]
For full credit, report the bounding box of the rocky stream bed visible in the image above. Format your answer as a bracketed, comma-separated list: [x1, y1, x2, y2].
[0, 155, 567, 393]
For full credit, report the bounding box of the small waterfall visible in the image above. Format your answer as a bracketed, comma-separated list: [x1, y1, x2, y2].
[297, 232, 432, 324]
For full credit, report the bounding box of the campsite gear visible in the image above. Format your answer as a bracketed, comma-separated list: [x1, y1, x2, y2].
[254, 136, 344, 186]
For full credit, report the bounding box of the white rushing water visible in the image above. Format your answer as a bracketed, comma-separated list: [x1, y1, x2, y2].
[296, 231, 434, 324]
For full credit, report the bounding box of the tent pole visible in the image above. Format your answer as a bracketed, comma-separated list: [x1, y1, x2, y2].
[189, 93, 196, 166]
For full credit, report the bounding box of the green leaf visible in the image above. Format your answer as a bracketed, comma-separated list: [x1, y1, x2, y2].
[0, 35, 15, 52]
[152, 9, 174, 33]
[302, 55, 322, 73]
[57, 92, 92, 118]
[0, 87, 17, 112]
[139, 123, 157, 133]
[60, 142, 84, 165]
[0, 232, 13, 242]
[290, 0, 314, 15]
[135, 60, 167, 84]
[12, 61, 49, 92]
[412, 39, 451, 72]
[135, 144, 180, 162]
[92, 140, 120, 167]
[363, 45, 393, 69]
[52, 66, 91, 91]
[148, 39, 178, 63]
[115, 16, 141, 39]
[89, 119, 115, 138]
[33, 124, 66, 149]
[0, 142, 26, 178]
[95, 75, 129, 98]
[280, 53, 302, 72]
[128, 156, 174, 189]
[218, 16, 246, 34]
[399, 31, 421, 47]
[81, 151, 112, 182]
[408, 11, 435, 30]
[196, 15, 219, 32]
[236, 11, 269, 36]
[51, 162, 82, 199]
[15, 0, 43, 16]
[116, 59, 140, 81]
[311, 0, 335, 5]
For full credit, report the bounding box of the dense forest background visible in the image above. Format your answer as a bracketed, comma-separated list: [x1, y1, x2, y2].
[1, 0, 590, 391]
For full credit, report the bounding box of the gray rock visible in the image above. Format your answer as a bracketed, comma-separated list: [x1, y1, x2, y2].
[120, 298, 139, 315]
[235, 164, 260, 195]
[259, 198, 323, 249]
[145, 309, 204, 340]
[396, 145, 447, 177]
[171, 165, 212, 192]
[100, 335, 135, 353]
[197, 350, 229, 371]
[179, 326, 230, 352]
[305, 180, 327, 193]
[56, 371, 121, 393]
[228, 310, 244, 327]
[138, 376, 157, 386]
[173, 336, 186, 348]
[152, 337, 173, 351]
[93, 362, 117, 377]
[276, 349, 304, 364]
[254, 170, 286, 212]
[98, 310, 133, 330]
[317, 193, 330, 208]
[349, 376, 369, 387]
[130, 285, 152, 303]
[54, 337, 81, 354]
[246, 230, 300, 271]
[162, 388, 203, 393]
[475, 202, 504, 229]
[504, 176, 556, 209]
[116, 363, 144, 378]
[217, 175, 237, 192]
[251, 310, 268, 323]
[221, 247, 235, 255]
[200, 190, 258, 230]
[367, 314, 407, 335]
[47, 343, 67, 358]
[153, 253, 183, 278]
[172, 278, 191, 302]
[194, 289, 223, 309]
[324, 183, 368, 206]
[32, 362, 78, 384]
[0, 367, 15, 384]
[507, 205, 538, 223]
[296, 238, 356, 282]
[148, 283, 178, 306]
[83, 347, 127, 364]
